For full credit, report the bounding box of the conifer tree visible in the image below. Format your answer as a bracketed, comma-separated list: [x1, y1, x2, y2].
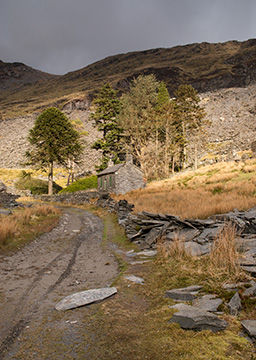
[90, 84, 122, 171]
[173, 84, 206, 169]
[26, 107, 83, 195]
[118, 74, 159, 177]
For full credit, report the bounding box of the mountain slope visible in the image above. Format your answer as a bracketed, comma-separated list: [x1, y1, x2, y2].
[1, 39, 256, 119]
[0, 60, 57, 92]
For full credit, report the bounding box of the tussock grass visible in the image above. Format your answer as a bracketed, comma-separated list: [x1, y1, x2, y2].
[0, 217, 17, 246]
[209, 223, 242, 278]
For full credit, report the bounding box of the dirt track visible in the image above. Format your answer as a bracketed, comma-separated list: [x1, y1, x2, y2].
[0, 208, 118, 359]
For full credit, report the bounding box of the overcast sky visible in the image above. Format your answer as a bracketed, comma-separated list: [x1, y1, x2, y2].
[1, 0, 255, 75]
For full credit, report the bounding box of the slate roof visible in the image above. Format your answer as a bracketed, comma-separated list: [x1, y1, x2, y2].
[97, 163, 124, 176]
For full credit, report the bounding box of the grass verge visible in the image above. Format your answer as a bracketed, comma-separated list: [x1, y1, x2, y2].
[0, 204, 61, 253]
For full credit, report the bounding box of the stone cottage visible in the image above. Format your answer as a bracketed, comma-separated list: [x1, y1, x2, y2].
[97, 155, 144, 194]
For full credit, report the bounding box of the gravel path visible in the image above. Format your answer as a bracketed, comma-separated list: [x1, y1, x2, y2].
[0, 207, 118, 359]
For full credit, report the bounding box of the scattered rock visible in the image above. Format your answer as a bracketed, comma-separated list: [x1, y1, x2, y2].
[193, 294, 223, 312]
[165, 285, 202, 301]
[55, 287, 117, 311]
[169, 303, 228, 332]
[136, 250, 157, 257]
[241, 320, 256, 338]
[184, 242, 211, 256]
[228, 292, 242, 316]
[243, 281, 256, 297]
[124, 275, 145, 284]
[0, 209, 12, 215]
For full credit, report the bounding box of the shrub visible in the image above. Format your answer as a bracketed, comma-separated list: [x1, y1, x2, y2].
[59, 175, 98, 193]
[15, 175, 62, 195]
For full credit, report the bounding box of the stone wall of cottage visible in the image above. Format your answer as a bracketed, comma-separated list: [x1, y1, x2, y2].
[115, 164, 144, 195]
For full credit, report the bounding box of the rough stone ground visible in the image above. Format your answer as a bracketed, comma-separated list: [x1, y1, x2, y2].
[0, 207, 119, 359]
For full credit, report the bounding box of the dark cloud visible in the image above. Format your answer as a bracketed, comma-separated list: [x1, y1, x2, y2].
[0, 0, 255, 74]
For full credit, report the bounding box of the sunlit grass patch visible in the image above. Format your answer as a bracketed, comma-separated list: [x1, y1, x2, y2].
[114, 160, 256, 219]
[0, 205, 61, 253]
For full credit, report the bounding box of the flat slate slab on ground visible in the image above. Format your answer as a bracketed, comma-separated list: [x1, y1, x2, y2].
[55, 287, 117, 311]
[165, 285, 202, 301]
[192, 294, 223, 312]
[169, 303, 228, 332]
[124, 275, 145, 284]
[241, 320, 256, 338]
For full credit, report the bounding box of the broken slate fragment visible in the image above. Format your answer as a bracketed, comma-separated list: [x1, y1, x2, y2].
[241, 320, 256, 338]
[165, 285, 202, 301]
[227, 292, 241, 316]
[136, 250, 157, 257]
[192, 295, 223, 312]
[243, 282, 256, 297]
[55, 287, 117, 311]
[169, 303, 228, 332]
[124, 275, 144, 284]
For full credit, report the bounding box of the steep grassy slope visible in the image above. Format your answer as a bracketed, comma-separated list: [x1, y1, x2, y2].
[1, 39, 256, 118]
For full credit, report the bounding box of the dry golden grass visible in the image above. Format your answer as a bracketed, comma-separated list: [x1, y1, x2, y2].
[115, 187, 256, 219]
[0, 205, 61, 251]
[114, 160, 256, 219]
[205, 172, 238, 184]
[0, 168, 69, 187]
[209, 224, 241, 278]
[0, 217, 18, 246]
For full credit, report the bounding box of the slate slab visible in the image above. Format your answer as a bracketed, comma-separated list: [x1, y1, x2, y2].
[184, 242, 211, 256]
[228, 292, 241, 315]
[241, 265, 256, 275]
[193, 295, 223, 312]
[169, 303, 228, 332]
[136, 250, 157, 257]
[241, 320, 256, 338]
[0, 209, 12, 215]
[55, 287, 117, 311]
[165, 285, 202, 301]
[243, 282, 256, 297]
[124, 275, 144, 284]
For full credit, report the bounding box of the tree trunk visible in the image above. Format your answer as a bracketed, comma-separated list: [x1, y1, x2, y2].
[67, 158, 72, 186]
[155, 128, 158, 179]
[48, 162, 53, 195]
[194, 139, 198, 170]
[164, 123, 170, 177]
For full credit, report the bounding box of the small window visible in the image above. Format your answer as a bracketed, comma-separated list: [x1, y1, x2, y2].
[100, 177, 103, 187]
[109, 176, 112, 187]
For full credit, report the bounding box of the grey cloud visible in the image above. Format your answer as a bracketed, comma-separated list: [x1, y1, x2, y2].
[0, 0, 255, 74]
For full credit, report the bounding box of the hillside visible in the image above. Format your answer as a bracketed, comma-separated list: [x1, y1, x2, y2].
[0, 60, 57, 93]
[1, 39, 256, 118]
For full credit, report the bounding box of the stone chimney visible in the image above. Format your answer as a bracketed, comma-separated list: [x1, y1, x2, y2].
[126, 154, 133, 165]
[108, 159, 114, 167]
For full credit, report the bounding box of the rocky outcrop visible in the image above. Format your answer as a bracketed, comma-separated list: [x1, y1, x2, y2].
[0, 60, 56, 92]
